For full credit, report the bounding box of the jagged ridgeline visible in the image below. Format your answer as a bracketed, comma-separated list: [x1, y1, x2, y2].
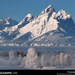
[0, 5, 75, 46]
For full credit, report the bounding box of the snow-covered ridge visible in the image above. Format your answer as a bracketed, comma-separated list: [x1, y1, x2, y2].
[0, 17, 18, 30]
[1, 14, 34, 37]
[4, 17, 18, 26]
[53, 9, 71, 20]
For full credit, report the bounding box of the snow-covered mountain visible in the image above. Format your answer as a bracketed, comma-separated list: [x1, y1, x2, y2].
[0, 17, 18, 30]
[0, 4, 75, 46]
[0, 17, 19, 44]
[2, 14, 34, 34]
[0, 14, 34, 42]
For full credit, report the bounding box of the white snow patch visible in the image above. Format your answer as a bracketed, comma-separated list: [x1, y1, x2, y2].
[42, 66, 75, 70]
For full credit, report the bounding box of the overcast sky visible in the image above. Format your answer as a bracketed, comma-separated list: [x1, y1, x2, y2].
[0, 0, 75, 22]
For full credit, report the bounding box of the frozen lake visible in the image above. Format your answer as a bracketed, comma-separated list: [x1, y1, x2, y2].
[0, 46, 75, 52]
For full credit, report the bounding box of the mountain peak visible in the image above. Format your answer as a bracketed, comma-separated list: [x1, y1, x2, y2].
[4, 17, 18, 26]
[23, 13, 34, 22]
[54, 9, 71, 20]
[17, 13, 34, 28]
[45, 4, 55, 13]
[40, 4, 55, 15]
[0, 19, 5, 25]
[0, 19, 3, 21]
[5, 17, 12, 21]
[59, 9, 67, 15]
[7, 17, 11, 20]
[46, 4, 53, 9]
[60, 9, 65, 12]
[26, 13, 33, 18]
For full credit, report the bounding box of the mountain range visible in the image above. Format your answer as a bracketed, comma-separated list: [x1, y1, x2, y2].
[0, 5, 75, 46]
